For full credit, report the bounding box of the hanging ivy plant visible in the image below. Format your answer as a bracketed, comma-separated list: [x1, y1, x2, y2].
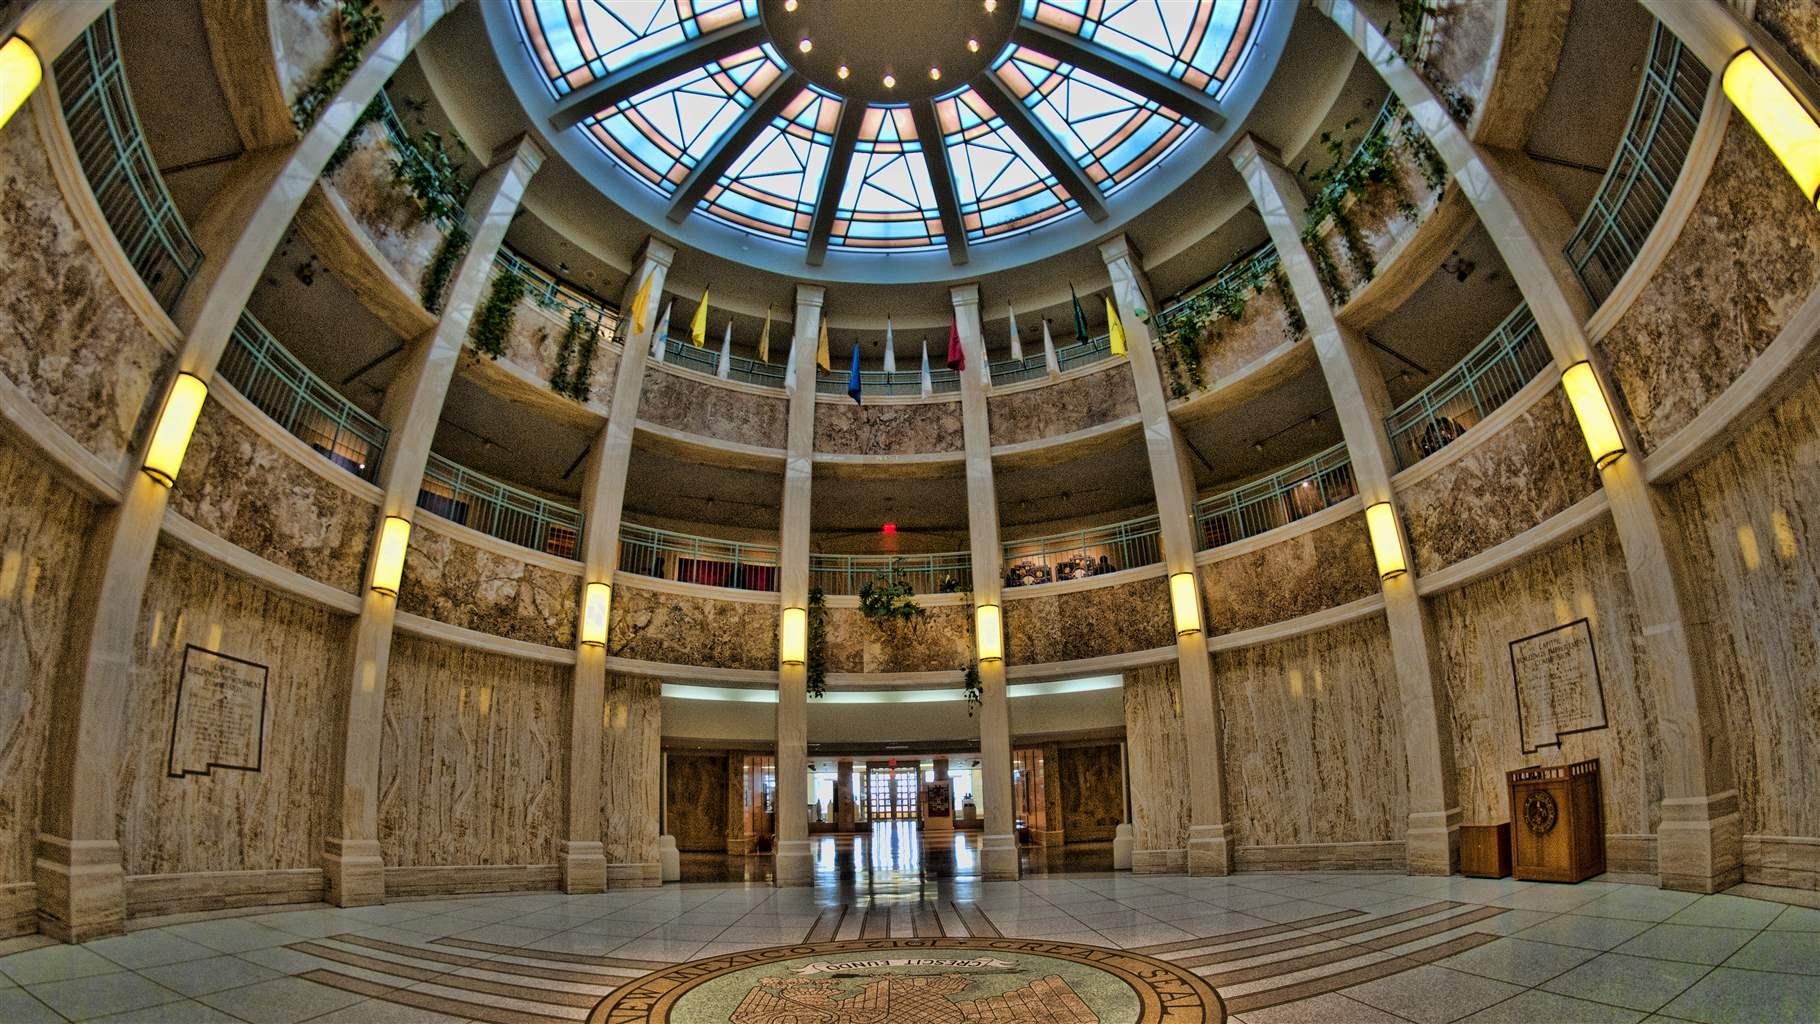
[961, 661, 983, 716]
[291, 0, 384, 132]
[857, 561, 926, 623]
[549, 308, 602, 401]
[570, 314, 600, 401]
[420, 222, 468, 314]
[390, 126, 469, 227]
[470, 270, 525, 359]
[806, 587, 829, 699]
[1154, 248, 1300, 398]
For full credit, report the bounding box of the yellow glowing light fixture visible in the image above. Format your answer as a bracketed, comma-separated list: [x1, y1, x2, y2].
[975, 604, 1003, 662]
[1169, 572, 1202, 636]
[1561, 361, 1626, 469]
[1365, 502, 1408, 581]
[142, 372, 208, 487]
[779, 606, 807, 666]
[1724, 49, 1820, 206]
[581, 582, 611, 647]
[0, 36, 42, 131]
[371, 516, 411, 597]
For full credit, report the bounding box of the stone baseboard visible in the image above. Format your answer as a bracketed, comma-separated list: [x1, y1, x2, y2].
[1743, 835, 1820, 891]
[1133, 848, 1187, 874]
[604, 862, 661, 889]
[1605, 833, 1659, 876]
[1234, 841, 1405, 873]
[383, 864, 560, 898]
[126, 870, 324, 920]
[0, 883, 35, 939]
[559, 841, 606, 894]
[34, 835, 126, 942]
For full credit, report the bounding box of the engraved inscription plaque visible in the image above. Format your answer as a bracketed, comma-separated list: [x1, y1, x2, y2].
[167, 645, 268, 778]
[1509, 618, 1606, 754]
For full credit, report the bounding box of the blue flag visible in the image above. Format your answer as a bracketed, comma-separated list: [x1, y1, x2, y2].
[847, 342, 862, 404]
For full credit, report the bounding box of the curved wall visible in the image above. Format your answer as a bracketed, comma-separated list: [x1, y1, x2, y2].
[610, 580, 779, 672]
[1198, 508, 1378, 632]
[1004, 573, 1174, 665]
[988, 362, 1139, 448]
[822, 601, 973, 675]
[398, 519, 579, 648]
[815, 399, 963, 456]
[638, 365, 788, 452]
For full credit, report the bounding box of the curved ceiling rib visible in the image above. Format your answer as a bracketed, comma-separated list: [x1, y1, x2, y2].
[665, 71, 805, 222]
[910, 100, 970, 267]
[968, 69, 1109, 223]
[1008, 18, 1225, 131]
[548, 19, 770, 132]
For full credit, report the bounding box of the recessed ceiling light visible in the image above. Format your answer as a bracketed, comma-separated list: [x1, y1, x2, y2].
[968, 38, 981, 53]
[837, 64, 849, 79]
[984, 0, 997, 11]
[784, 0, 797, 9]
[883, 72, 895, 88]
[929, 66, 941, 81]
[798, 37, 812, 53]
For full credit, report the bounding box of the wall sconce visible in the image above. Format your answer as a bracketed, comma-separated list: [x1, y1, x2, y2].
[371, 516, 411, 597]
[1169, 572, 1202, 636]
[1724, 49, 1820, 206]
[142, 373, 208, 487]
[779, 606, 807, 666]
[975, 604, 1003, 662]
[0, 36, 42, 131]
[1561, 361, 1626, 469]
[581, 582, 610, 647]
[1365, 502, 1408, 580]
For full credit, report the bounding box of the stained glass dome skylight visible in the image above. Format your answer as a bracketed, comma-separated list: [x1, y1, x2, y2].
[510, 0, 1271, 268]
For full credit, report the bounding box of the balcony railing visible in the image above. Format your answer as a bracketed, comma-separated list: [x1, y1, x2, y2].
[1194, 443, 1357, 550]
[1564, 22, 1708, 307]
[1383, 304, 1552, 470]
[53, 12, 203, 313]
[493, 247, 619, 337]
[418, 453, 582, 559]
[376, 90, 466, 232]
[1152, 242, 1279, 333]
[815, 367, 961, 397]
[810, 553, 973, 596]
[1002, 515, 1162, 588]
[658, 335, 789, 390]
[618, 522, 779, 592]
[1055, 333, 1113, 372]
[217, 312, 389, 483]
[989, 351, 1052, 386]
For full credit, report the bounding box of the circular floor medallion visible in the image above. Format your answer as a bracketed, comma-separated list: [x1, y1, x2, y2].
[589, 936, 1225, 1023]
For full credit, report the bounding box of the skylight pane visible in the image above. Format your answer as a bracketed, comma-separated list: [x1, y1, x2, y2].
[831, 106, 944, 252]
[699, 88, 840, 242]
[936, 88, 1076, 242]
[996, 47, 1193, 196]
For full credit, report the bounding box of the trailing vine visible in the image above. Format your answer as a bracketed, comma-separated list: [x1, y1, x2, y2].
[291, 0, 383, 132]
[550, 307, 601, 401]
[857, 561, 926, 623]
[390, 124, 469, 227]
[420, 223, 468, 314]
[469, 269, 525, 359]
[961, 661, 983, 716]
[1154, 249, 1303, 399]
[806, 587, 828, 699]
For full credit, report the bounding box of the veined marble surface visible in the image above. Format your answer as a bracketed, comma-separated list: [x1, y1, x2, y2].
[499, 285, 619, 409]
[821, 604, 972, 674]
[1757, 0, 1820, 79]
[601, 675, 661, 869]
[1200, 512, 1377, 632]
[1599, 121, 1820, 452]
[272, 0, 338, 107]
[0, 108, 168, 466]
[987, 362, 1139, 447]
[168, 400, 377, 593]
[1420, 0, 1499, 128]
[664, 752, 730, 852]
[1057, 743, 1123, 842]
[1400, 387, 1600, 573]
[610, 582, 779, 672]
[638, 365, 788, 450]
[1122, 663, 1189, 854]
[1215, 616, 1406, 848]
[1309, 147, 1445, 307]
[397, 521, 578, 648]
[1188, 283, 1299, 387]
[380, 636, 566, 868]
[1004, 575, 1173, 664]
[814, 400, 963, 455]
[325, 123, 445, 299]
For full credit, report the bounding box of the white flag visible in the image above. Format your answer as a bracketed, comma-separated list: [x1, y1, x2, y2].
[785, 338, 799, 395]
[1041, 317, 1060, 377]
[919, 338, 933, 398]
[717, 320, 732, 378]
[652, 301, 672, 362]
[883, 318, 896, 373]
[1008, 302, 1023, 361]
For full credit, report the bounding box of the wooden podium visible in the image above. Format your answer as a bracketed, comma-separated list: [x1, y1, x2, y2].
[1507, 759, 1604, 882]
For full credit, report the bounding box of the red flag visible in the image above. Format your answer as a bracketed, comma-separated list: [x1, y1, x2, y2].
[946, 318, 965, 372]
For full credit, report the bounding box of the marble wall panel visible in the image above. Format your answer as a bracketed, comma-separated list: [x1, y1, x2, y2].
[379, 636, 566, 868]
[499, 287, 618, 410]
[1599, 121, 1820, 452]
[1667, 366, 1820, 852]
[814, 401, 963, 455]
[1421, 0, 1498, 122]
[1215, 617, 1406, 848]
[0, 105, 168, 465]
[1309, 153, 1445, 307]
[1057, 744, 1123, 842]
[1428, 521, 1662, 838]
[1004, 576, 1174, 665]
[0, 435, 94, 897]
[121, 542, 346, 876]
[273, 0, 339, 106]
[610, 582, 779, 672]
[1184, 285, 1299, 391]
[168, 400, 376, 593]
[1200, 512, 1378, 633]
[1757, 0, 1820, 79]
[638, 366, 788, 450]
[821, 604, 973, 675]
[397, 523, 578, 648]
[1400, 388, 1601, 572]
[325, 124, 445, 297]
[665, 752, 730, 851]
[1122, 664, 1189, 853]
[987, 362, 1139, 447]
[601, 675, 661, 867]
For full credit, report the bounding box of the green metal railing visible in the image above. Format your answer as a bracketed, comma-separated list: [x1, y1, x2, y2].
[659, 335, 789, 389]
[1001, 514, 1162, 587]
[376, 90, 467, 232]
[815, 366, 961, 396]
[1307, 94, 1402, 223]
[1054, 333, 1113, 372]
[809, 553, 973, 596]
[989, 350, 1052, 386]
[618, 522, 779, 592]
[217, 312, 389, 483]
[418, 453, 582, 559]
[1194, 443, 1356, 550]
[1383, 304, 1552, 470]
[493, 247, 620, 336]
[53, 12, 203, 313]
[1564, 22, 1708, 306]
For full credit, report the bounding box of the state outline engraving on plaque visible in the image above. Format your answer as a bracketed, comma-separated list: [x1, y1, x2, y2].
[1508, 617, 1608, 755]
[166, 644, 270, 779]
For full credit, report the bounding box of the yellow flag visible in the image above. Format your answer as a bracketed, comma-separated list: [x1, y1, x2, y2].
[1105, 295, 1127, 357]
[629, 272, 653, 334]
[757, 305, 772, 363]
[815, 317, 831, 371]
[690, 287, 710, 347]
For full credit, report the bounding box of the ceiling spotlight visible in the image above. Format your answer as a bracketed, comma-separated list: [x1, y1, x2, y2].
[984, 0, 996, 11]
[837, 64, 849, 79]
[968, 38, 981, 52]
[883, 72, 895, 89]
[929, 66, 941, 81]
[798, 37, 812, 53]
[784, 0, 797, 8]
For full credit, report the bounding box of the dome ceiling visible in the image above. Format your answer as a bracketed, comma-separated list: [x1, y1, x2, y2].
[506, 0, 1274, 273]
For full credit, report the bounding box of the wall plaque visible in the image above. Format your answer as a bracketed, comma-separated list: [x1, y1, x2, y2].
[167, 645, 268, 778]
[1509, 618, 1606, 754]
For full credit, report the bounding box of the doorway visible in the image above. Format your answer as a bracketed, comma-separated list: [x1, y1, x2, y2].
[864, 764, 922, 820]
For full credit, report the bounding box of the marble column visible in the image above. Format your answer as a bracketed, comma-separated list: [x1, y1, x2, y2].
[1228, 143, 1461, 875]
[1317, 0, 1740, 891]
[773, 285, 823, 887]
[562, 239, 674, 892]
[951, 284, 1018, 881]
[8, 1, 109, 60]
[32, 1, 456, 941]
[1099, 236, 1235, 875]
[835, 758, 855, 832]
[321, 136, 547, 907]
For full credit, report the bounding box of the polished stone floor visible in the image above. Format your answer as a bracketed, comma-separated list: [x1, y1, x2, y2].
[1, 856, 1816, 1022]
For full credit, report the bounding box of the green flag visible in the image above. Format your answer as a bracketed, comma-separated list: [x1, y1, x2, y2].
[1071, 284, 1090, 342]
